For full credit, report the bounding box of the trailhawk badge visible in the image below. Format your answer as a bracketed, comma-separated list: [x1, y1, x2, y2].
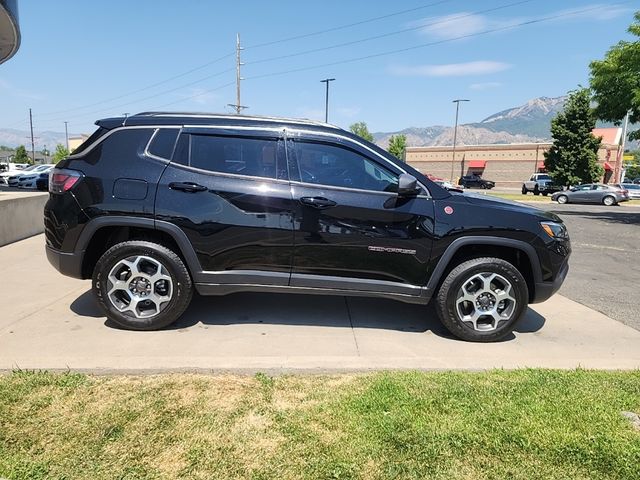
[368, 246, 417, 255]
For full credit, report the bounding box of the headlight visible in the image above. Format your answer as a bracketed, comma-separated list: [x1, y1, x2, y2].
[540, 221, 568, 240]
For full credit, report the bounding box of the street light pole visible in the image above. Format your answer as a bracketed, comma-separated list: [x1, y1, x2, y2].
[64, 121, 69, 152]
[450, 99, 470, 183]
[320, 78, 335, 123]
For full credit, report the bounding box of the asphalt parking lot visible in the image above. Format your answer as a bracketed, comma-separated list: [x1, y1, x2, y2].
[529, 201, 640, 331]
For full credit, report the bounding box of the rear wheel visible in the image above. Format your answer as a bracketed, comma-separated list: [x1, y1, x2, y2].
[92, 241, 193, 330]
[521, 185, 528, 195]
[435, 257, 529, 342]
[556, 194, 568, 204]
[602, 195, 616, 206]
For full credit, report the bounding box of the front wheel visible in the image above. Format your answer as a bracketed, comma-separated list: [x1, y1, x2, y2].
[92, 241, 193, 330]
[435, 257, 529, 342]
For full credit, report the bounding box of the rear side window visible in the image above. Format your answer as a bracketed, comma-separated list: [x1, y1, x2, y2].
[147, 128, 179, 160]
[81, 128, 155, 166]
[175, 133, 285, 180]
[71, 127, 110, 155]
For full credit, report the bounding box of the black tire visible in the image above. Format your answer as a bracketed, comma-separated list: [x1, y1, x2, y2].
[521, 185, 528, 195]
[435, 257, 529, 342]
[92, 241, 193, 330]
[602, 195, 616, 206]
[556, 194, 568, 204]
[533, 185, 540, 196]
[542, 192, 548, 196]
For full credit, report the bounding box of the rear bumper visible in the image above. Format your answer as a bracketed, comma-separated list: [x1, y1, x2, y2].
[45, 245, 84, 279]
[531, 260, 569, 304]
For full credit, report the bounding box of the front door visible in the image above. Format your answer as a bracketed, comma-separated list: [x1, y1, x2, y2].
[287, 136, 435, 296]
[155, 128, 294, 285]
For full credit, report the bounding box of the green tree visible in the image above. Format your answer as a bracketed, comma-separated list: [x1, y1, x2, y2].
[14, 145, 30, 164]
[387, 134, 407, 161]
[349, 121, 374, 142]
[52, 144, 69, 164]
[590, 12, 640, 140]
[623, 150, 640, 179]
[544, 88, 603, 187]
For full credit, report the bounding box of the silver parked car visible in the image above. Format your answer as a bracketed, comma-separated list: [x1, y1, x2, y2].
[616, 183, 640, 200]
[551, 184, 629, 206]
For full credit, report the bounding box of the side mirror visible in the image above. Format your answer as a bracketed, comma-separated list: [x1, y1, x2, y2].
[398, 173, 419, 196]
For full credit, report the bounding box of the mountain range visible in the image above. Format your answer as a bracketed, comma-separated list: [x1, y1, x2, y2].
[372, 96, 567, 149]
[0, 95, 626, 152]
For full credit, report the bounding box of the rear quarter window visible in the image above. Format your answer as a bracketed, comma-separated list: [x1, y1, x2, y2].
[147, 128, 179, 160]
[80, 128, 155, 166]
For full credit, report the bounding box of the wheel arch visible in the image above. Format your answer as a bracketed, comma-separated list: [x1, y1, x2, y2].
[76, 217, 202, 279]
[426, 237, 541, 303]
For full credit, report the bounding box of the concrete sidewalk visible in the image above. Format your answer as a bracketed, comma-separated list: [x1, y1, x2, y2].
[1, 235, 639, 373]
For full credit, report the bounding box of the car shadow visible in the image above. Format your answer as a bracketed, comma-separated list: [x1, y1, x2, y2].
[70, 290, 546, 342]
[549, 208, 640, 226]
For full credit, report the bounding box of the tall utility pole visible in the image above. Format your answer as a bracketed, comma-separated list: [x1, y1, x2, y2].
[227, 33, 247, 114]
[450, 99, 470, 182]
[29, 108, 35, 163]
[320, 78, 335, 123]
[64, 121, 69, 151]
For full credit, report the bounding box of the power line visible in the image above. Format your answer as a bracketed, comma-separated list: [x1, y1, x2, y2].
[32, 52, 235, 120]
[245, 0, 455, 49]
[244, 2, 632, 81]
[41, 67, 235, 124]
[247, 0, 534, 66]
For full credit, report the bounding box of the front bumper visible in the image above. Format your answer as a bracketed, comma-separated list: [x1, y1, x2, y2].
[531, 260, 569, 303]
[45, 245, 84, 279]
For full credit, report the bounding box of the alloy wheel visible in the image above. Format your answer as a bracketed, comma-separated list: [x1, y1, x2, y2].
[455, 272, 517, 332]
[106, 255, 173, 319]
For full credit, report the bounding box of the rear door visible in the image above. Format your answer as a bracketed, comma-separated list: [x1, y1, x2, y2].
[286, 133, 435, 295]
[155, 127, 295, 285]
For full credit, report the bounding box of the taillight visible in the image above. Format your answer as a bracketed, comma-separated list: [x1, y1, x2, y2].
[49, 168, 82, 193]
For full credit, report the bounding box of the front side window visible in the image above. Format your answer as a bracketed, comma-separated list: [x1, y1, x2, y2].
[181, 134, 283, 180]
[148, 128, 179, 160]
[294, 141, 398, 192]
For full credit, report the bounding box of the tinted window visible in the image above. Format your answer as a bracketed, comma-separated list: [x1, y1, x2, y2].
[72, 127, 110, 155]
[189, 134, 283, 180]
[81, 128, 155, 165]
[295, 141, 398, 192]
[148, 128, 179, 160]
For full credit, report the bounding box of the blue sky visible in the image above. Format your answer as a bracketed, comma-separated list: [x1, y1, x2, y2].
[1, 0, 637, 136]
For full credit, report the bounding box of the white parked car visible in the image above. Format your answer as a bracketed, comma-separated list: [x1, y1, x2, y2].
[1, 164, 37, 185]
[5, 164, 53, 187]
[17, 165, 54, 188]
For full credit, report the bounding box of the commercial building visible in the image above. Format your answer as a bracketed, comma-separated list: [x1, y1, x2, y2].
[406, 127, 623, 188]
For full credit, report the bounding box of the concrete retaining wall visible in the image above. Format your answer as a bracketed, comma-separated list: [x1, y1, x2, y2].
[0, 192, 48, 246]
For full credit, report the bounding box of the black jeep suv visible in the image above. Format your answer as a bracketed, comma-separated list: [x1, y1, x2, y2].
[45, 112, 570, 342]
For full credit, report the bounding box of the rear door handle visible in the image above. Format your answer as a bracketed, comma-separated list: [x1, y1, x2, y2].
[169, 182, 208, 193]
[299, 196, 337, 209]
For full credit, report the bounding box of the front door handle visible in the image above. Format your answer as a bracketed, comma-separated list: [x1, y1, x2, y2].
[169, 182, 208, 193]
[299, 196, 337, 209]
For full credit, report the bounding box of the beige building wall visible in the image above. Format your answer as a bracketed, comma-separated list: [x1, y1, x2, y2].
[68, 135, 89, 153]
[407, 139, 622, 188]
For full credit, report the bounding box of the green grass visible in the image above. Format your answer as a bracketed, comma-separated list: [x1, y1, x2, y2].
[1, 370, 639, 479]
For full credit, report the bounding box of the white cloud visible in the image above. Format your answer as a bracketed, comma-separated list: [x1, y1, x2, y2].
[336, 106, 361, 118]
[413, 4, 631, 41]
[415, 12, 489, 40]
[389, 61, 511, 78]
[178, 87, 220, 106]
[469, 82, 503, 91]
[0, 77, 43, 100]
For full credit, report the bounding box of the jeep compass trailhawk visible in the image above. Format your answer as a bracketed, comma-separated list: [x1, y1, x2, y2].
[45, 113, 570, 342]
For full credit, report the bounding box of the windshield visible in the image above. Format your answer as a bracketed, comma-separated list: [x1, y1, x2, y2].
[538, 174, 551, 180]
[71, 127, 110, 155]
[20, 165, 38, 172]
